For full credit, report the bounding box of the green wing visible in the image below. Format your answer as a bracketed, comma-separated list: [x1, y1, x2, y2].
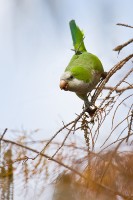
[65, 52, 104, 83]
[69, 20, 86, 54]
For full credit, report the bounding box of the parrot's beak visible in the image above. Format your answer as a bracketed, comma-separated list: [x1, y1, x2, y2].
[59, 80, 68, 91]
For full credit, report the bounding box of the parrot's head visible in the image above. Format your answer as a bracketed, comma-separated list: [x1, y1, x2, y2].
[60, 71, 75, 91]
[59, 66, 92, 94]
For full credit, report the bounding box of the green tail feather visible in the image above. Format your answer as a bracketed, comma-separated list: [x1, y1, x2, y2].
[69, 20, 87, 54]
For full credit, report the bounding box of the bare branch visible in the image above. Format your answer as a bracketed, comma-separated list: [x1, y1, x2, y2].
[117, 23, 133, 28]
[126, 110, 133, 142]
[104, 85, 133, 92]
[0, 128, 8, 141]
[113, 38, 133, 53]
[101, 114, 132, 147]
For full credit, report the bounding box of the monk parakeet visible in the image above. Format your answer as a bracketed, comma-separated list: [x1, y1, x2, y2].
[60, 20, 105, 108]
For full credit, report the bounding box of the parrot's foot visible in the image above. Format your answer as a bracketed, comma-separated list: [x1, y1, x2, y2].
[85, 105, 97, 117]
[101, 72, 108, 80]
[84, 100, 91, 108]
[86, 106, 97, 117]
[84, 101, 97, 116]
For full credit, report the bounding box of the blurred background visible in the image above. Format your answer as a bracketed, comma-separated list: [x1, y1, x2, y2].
[0, 0, 133, 199]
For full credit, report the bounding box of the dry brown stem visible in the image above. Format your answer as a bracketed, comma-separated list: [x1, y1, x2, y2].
[116, 23, 133, 28]
[113, 38, 133, 53]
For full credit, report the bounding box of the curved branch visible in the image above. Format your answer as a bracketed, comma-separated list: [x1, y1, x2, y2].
[113, 38, 133, 52]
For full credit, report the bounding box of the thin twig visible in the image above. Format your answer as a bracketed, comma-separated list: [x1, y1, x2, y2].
[104, 85, 133, 93]
[112, 94, 133, 129]
[0, 128, 8, 141]
[99, 138, 126, 186]
[101, 115, 132, 148]
[33, 120, 74, 159]
[51, 110, 86, 158]
[0, 128, 8, 164]
[116, 23, 133, 28]
[99, 132, 133, 153]
[126, 110, 133, 142]
[113, 38, 133, 52]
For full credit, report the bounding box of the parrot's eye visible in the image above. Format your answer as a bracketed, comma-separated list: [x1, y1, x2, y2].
[69, 75, 74, 79]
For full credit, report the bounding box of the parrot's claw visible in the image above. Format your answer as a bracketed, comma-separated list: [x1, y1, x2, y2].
[86, 106, 97, 117]
[101, 71, 108, 79]
[84, 101, 97, 116]
[85, 102, 91, 109]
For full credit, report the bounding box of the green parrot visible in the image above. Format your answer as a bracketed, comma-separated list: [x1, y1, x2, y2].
[60, 20, 105, 108]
